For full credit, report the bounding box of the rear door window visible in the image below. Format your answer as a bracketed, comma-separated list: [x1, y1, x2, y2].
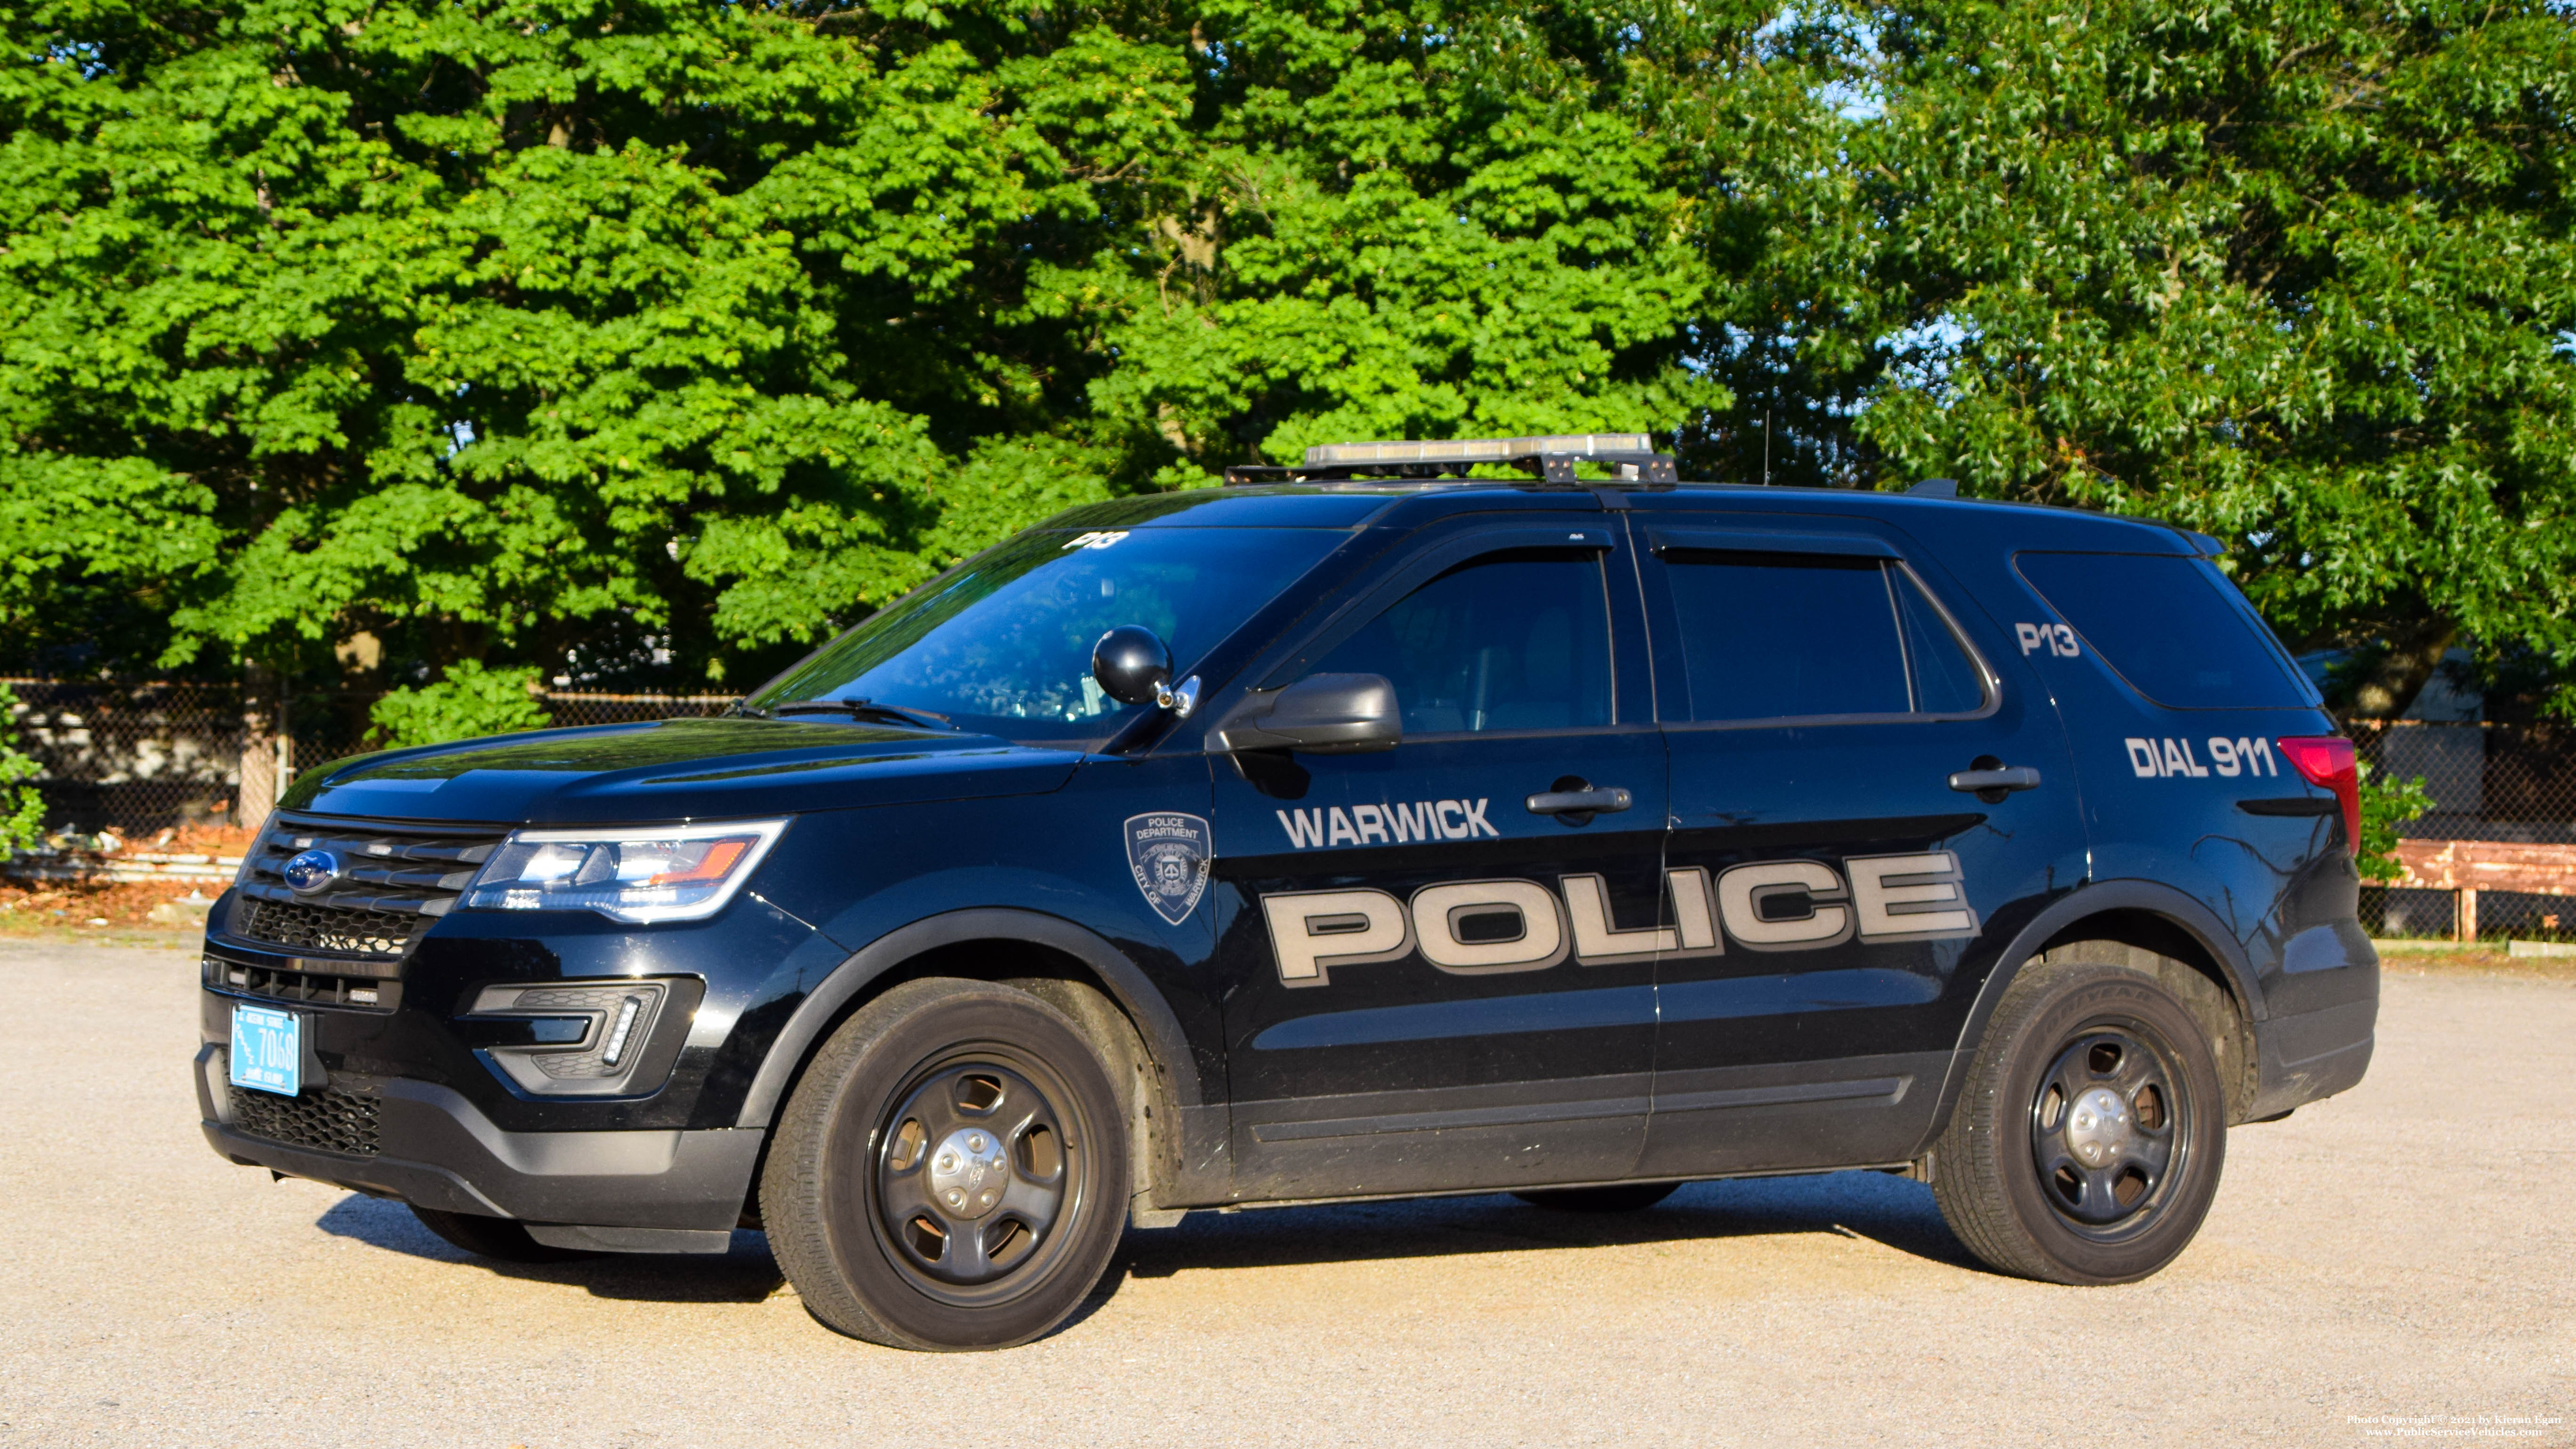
[1659, 551, 1989, 723]
[2014, 552, 2310, 710]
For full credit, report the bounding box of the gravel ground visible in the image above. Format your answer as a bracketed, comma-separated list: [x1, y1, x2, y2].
[2, 942, 2568, 1448]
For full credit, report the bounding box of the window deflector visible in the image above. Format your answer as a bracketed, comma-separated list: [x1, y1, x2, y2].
[1647, 527, 1900, 560]
[1253, 523, 1619, 691]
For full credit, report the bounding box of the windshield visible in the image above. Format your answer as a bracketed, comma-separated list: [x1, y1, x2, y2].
[747, 526, 1349, 743]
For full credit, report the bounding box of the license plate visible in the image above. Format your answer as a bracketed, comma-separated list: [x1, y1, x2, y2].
[229, 1004, 304, 1097]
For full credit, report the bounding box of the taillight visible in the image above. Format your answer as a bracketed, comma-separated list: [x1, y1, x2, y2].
[2277, 736, 2359, 856]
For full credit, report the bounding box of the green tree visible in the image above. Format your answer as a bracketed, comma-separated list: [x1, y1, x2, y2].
[16, 0, 2561, 723]
[1072, 0, 1745, 474]
[2356, 761, 2434, 885]
[366, 659, 548, 748]
[0, 683, 47, 853]
[0, 0, 1053, 694]
[1815, 0, 2576, 715]
[0, 0, 1784, 700]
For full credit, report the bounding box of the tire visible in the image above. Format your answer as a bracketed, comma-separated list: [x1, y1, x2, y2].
[1931, 957, 2228, 1284]
[410, 1205, 589, 1264]
[1513, 1182, 1680, 1212]
[761, 977, 1130, 1351]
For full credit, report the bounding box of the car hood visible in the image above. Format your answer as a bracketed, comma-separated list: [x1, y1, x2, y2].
[278, 717, 1083, 825]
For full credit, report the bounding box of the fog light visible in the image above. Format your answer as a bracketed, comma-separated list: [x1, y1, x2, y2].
[464, 980, 693, 1096]
[600, 995, 643, 1067]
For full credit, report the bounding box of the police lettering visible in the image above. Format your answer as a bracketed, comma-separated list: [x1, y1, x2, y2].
[1263, 853, 1977, 986]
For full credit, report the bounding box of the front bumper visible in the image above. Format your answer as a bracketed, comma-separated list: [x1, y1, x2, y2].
[196, 1043, 762, 1245]
[193, 873, 835, 1245]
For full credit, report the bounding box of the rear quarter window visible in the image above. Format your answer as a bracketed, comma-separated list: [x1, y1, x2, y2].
[2014, 551, 2312, 710]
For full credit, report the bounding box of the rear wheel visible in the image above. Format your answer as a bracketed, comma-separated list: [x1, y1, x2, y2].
[1513, 1182, 1680, 1213]
[409, 1205, 588, 1264]
[762, 978, 1129, 1351]
[1932, 958, 2226, 1283]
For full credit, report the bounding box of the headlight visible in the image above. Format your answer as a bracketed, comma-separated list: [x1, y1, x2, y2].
[460, 819, 788, 924]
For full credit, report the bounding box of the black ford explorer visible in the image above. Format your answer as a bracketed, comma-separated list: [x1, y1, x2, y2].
[198, 434, 2378, 1351]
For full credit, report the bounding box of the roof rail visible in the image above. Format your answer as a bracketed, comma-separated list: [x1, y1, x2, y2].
[1223, 434, 1678, 486]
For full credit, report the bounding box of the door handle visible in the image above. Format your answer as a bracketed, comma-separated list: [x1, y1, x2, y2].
[1527, 787, 1633, 817]
[1948, 766, 2041, 794]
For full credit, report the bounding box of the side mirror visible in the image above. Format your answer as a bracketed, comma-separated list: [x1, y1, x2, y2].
[1219, 673, 1402, 754]
[1091, 626, 1199, 716]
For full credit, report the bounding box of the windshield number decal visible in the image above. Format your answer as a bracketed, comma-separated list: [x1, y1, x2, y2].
[1061, 530, 1129, 551]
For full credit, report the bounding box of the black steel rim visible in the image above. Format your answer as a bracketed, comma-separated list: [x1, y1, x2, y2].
[2026, 1025, 2189, 1237]
[868, 1049, 1086, 1306]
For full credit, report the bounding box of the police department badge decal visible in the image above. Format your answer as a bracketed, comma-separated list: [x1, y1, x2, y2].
[1123, 812, 1212, 926]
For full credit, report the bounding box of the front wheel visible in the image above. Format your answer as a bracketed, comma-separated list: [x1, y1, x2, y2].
[1932, 960, 2227, 1284]
[761, 978, 1130, 1351]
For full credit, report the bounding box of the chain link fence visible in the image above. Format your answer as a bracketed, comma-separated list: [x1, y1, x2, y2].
[4, 679, 245, 833]
[10, 680, 2575, 941]
[3, 679, 735, 836]
[2349, 720, 2575, 942]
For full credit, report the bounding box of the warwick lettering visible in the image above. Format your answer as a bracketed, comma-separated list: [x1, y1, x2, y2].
[1276, 799, 1498, 849]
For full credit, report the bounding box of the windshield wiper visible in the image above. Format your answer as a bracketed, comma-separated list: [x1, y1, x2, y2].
[768, 697, 959, 731]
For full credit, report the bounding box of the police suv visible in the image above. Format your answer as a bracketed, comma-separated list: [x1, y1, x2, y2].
[198, 435, 2377, 1350]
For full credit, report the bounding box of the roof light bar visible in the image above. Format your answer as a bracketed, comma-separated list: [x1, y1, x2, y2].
[1223, 434, 1677, 486]
[1302, 434, 1653, 468]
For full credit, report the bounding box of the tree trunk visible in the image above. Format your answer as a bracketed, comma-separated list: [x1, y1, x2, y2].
[2343, 616, 2458, 721]
[237, 661, 277, 834]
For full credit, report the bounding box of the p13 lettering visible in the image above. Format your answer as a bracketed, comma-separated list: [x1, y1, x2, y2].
[2016, 623, 2080, 657]
[1262, 853, 1979, 987]
[2127, 736, 2278, 778]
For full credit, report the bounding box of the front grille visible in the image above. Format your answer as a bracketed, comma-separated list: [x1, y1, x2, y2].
[226, 1082, 381, 1157]
[233, 898, 425, 958]
[204, 955, 401, 1011]
[230, 813, 508, 961]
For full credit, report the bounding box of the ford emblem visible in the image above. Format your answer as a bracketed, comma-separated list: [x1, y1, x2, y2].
[281, 848, 342, 896]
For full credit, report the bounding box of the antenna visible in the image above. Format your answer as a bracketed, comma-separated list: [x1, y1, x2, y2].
[1762, 411, 1771, 487]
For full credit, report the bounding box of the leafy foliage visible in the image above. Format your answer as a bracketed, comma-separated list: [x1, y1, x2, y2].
[367, 660, 547, 748]
[1810, 0, 2576, 713]
[2356, 760, 2436, 884]
[0, 0, 1757, 693]
[1, 0, 2569, 716]
[0, 684, 45, 853]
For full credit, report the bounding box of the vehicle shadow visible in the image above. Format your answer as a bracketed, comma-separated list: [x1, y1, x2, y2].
[313, 1168, 1976, 1322]
[1111, 1169, 1977, 1283]
[314, 1194, 786, 1303]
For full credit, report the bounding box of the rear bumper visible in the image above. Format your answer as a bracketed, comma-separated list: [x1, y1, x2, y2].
[2246, 998, 2375, 1119]
[2245, 922, 2378, 1119]
[195, 1043, 762, 1237]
